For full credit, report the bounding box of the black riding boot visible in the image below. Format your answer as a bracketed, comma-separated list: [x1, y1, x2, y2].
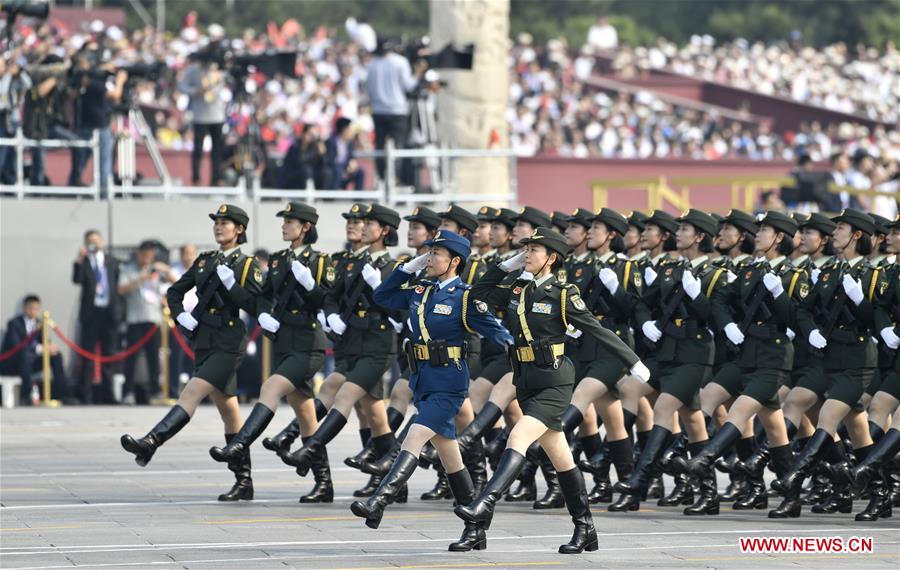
[855, 473, 893, 521]
[464, 438, 489, 495]
[614, 426, 670, 495]
[505, 458, 538, 502]
[350, 451, 418, 529]
[218, 434, 253, 501]
[299, 437, 334, 503]
[579, 434, 611, 503]
[841, 429, 900, 494]
[558, 468, 599, 554]
[210, 403, 274, 464]
[767, 443, 801, 518]
[733, 474, 768, 510]
[671, 423, 741, 479]
[344, 437, 376, 470]
[812, 443, 862, 514]
[282, 410, 347, 476]
[447, 468, 487, 551]
[533, 449, 564, 509]
[772, 429, 832, 494]
[121, 405, 190, 466]
[355, 474, 381, 498]
[455, 449, 526, 529]
[607, 436, 642, 511]
[484, 427, 508, 471]
[456, 403, 503, 454]
[262, 419, 300, 455]
[659, 473, 696, 507]
[360, 432, 400, 476]
[683, 473, 719, 516]
[421, 463, 452, 500]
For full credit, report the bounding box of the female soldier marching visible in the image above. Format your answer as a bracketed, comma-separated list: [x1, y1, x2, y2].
[121, 204, 263, 501]
[208, 202, 335, 503]
[456, 227, 647, 553]
[351, 230, 512, 551]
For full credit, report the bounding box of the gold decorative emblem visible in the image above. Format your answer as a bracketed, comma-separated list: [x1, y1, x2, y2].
[253, 268, 263, 283]
[271, 259, 279, 269]
[799, 282, 809, 299]
[519, 207, 526, 214]
[285, 203, 292, 212]
[412, 207, 420, 215]
[351, 204, 360, 213]
[218, 204, 227, 213]
[325, 266, 336, 283]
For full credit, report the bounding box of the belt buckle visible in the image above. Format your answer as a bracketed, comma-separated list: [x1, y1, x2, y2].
[209, 308, 216, 314]
[414, 345, 428, 360]
[357, 310, 367, 317]
[674, 318, 683, 327]
[517, 346, 534, 362]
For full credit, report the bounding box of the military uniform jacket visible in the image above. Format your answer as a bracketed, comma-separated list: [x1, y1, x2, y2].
[635, 256, 727, 366]
[251, 245, 332, 354]
[479, 250, 522, 358]
[575, 251, 642, 362]
[167, 248, 263, 352]
[374, 268, 513, 394]
[463, 251, 492, 286]
[797, 256, 888, 370]
[473, 265, 640, 390]
[711, 257, 808, 371]
[324, 248, 402, 357]
[873, 261, 898, 372]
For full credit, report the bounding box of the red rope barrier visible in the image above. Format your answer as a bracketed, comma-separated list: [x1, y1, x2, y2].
[0, 331, 37, 362]
[52, 324, 160, 364]
[168, 323, 195, 360]
[248, 324, 261, 342]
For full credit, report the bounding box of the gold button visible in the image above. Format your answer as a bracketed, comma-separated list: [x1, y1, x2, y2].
[380, 324, 385, 330]
[615, 330, 621, 336]
[312, 323, 317, 329]
[228, 320, 234, 326]
[859, 336, 865, 342]
[696, 334, 702, 340]
[775, 339, 781, 344]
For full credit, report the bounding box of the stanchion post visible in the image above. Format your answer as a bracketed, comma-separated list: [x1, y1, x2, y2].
[42, 310, 51, 404]
[160, 307, 171, 401]
[261, 336, 271, 381]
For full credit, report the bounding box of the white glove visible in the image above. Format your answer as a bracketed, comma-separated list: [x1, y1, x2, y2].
[519, 270, 534, 281]
[842, 274, 864, 306]
[598, 267, 619, 294]
[361, 263, 382, 289]
[216, 264, 235, 290]
[317, 310, 331, 333]
[176, 311, 198, 331]
[786, 327, 796, 341]
[880, 326, 900, 349]
[402, 253, 429, 274]
[630, 361, 651, 383]
[258, 312, 280, 333]
[811, 268, 821, 285]
[291, 260, 316, 291]
[565, 324, 583, 339]
[642, 320, 662, 342]
[499, 251, 527, 272]
[809, 329, 828, 349]
[724, 322, 745, 345]
[644, 267, 657, 286]
[388, 317, 404, 334]
[327, 313, 347, 335]
[763, 272, 784, 298]
[681, 270, 701, 300]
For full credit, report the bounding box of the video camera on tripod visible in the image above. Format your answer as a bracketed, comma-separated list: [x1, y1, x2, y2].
[398, 36, 475, 72]
[1, 0, 49, 46]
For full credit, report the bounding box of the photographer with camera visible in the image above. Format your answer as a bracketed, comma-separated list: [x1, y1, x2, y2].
[178, 24, 228, 187]
[117, 240, 176, 404]
[0, 53, 31, 184]
[68, 52, 127, 196]
[365, 37, 426, 185]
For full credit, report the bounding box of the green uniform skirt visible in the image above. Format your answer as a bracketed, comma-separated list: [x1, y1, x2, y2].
[273, 350, 325, 398]
[194, 349, 243, 396]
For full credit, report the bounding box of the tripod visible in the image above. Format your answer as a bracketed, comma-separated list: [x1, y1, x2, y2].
[114, 98, 171, 194]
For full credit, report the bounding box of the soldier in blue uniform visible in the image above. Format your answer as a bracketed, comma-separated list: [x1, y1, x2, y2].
[121, 204, 263, 501]
[350, 231, 512, 553]
[208, 202, 334, 503]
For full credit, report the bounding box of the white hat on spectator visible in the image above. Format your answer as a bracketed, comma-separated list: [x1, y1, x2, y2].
[106, 26, 124, 41]
[90, 19, 105, 33]
[517, 32, 532, 46]
[424, 69, 440, 83]
[70, 34, 87, 50]
[208, 24, 225, 41]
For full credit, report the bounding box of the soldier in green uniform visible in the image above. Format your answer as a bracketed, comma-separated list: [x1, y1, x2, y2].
[457, 226, 644, 553]
[550, 210, 570, 234]
[673, 211, 808, 515]
[281, 204, 404, 482]
[121, 204, 263, 501]
[624, 210, 649, 261]
[565, 208, 647, 506]
[611, 210, 726, 514]
[771, 208, 888, 518]
[208, 202, 334, 502]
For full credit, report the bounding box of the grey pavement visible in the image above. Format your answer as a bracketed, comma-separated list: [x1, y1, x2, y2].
[1, 405, 898, 569]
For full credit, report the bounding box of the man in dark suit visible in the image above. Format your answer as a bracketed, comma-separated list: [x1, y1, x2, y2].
[326, 117, 365, 190]
[0, 295, 70, 404]
[72, 229, 120, 404]
[820, 151, 861, 213]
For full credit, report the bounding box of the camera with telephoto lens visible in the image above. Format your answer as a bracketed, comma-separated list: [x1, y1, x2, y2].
[399, 36, 475, 71]
[1, 0, 49, 19]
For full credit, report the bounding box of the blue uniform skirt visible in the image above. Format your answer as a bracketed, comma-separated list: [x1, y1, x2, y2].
[413, 391, 467, 439]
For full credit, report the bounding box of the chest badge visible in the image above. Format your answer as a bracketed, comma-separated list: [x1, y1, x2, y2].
[532, 302, 552, 314]
[799, 282, 809, 299]
[346, 263, 354, 272]
[271, 259, 279, 269]
[665, 268, 673, 277]
[822, 273, 829, 283]
[575, 268, 583, 278]
[415, 285, 425, 294]
[433, 304, 452, 315]
[513, 286, 523, 295]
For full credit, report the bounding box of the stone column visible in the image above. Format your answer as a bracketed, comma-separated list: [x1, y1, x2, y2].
[429, 0, 510, 205]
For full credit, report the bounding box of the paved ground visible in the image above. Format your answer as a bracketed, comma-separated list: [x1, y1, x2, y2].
[1, 405, 898, 570]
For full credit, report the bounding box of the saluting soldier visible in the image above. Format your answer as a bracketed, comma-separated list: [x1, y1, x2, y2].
[282, 205, 405, 485]
[351, 230, 512, 552]
[208, 202, 335, 503]
[772, 208, 889, 518]
[612, 210, 726, 514]
[674, 212, 808, 516]
[121, 204, 263, 501]
[457, 226, 645, 554]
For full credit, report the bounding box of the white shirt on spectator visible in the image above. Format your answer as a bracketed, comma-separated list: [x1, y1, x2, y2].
[588, 23, 618, 51]
[345, 18, 376, 53]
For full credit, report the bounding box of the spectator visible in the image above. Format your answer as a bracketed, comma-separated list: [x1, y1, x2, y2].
[326, 117, 365, 189]
[71, 229, 120, 404]
[0, 55, 32, 185]
[365, 37, 425, 182]
[117, 240, 175, 404]
[587, 16, 618, 52]
[278, 124, 328, 189]
[345, 16, 377, 53]
[69, 52, 127, 196]
[821, 150, 860, 212]
[178, 24, 228, 186]
[0, 295, 72, 405]
[757, 190, 786, 214]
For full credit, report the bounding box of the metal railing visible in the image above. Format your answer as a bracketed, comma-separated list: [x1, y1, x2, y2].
[1, 132, 519, 207]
